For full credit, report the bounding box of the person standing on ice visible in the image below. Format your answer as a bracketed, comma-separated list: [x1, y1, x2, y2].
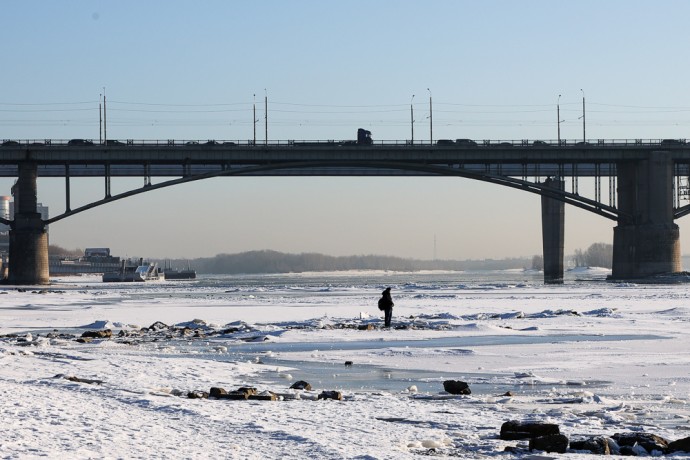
[378, 287, 394, 328]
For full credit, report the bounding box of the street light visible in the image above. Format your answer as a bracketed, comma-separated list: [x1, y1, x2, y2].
[427, 88, 433, 145]
[557, 94, 562, 145]
[580, 89, 586, 143]
[102, 87, 107, 145]
[410, 94, 415, 144]
[99, 93, 102, 145]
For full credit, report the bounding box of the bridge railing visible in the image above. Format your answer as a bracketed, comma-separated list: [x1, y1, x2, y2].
[1, 138, 688, 147]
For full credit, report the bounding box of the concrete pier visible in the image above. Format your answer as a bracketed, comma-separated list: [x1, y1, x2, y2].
[541, 178, 565, 284]
[7, 163, 49, 285]
[611, 152, 681, 279]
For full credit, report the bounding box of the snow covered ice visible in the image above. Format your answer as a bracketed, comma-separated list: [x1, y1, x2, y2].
[2, 269, 690, 458]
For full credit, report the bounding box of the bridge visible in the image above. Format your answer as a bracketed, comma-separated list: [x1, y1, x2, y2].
[2, 137, 689, 284]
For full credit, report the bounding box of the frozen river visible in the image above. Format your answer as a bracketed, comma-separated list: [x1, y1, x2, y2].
[2, 268, 690, 458]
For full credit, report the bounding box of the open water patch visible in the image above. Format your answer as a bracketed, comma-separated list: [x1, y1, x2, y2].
[217, 333, 666, 354]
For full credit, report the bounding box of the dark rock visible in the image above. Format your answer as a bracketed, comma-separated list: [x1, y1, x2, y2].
[613, 432, 669, 454]
[570, 436, 610, 455]
[236, 387, 257, 396]
[209, 387, 227, 398]
[344, 361, 353, 367]
[358, 324, 374, 330]
[225, 391, 249, 400]
[81, 329, 112, 339]
[502, 391, 515, 397]
[249, 392, 277, 401]
[76, 337, 93, 343]
[500, 420, 560, 441]
[57, 375, 103, 385]
[187, 390, 209, 399]
[318, 390, 343, 401]
[503, 446, 527, 454]
[290, 380, 312, 391]
[148, 321, 169, 331]
[529, 434, 568, 454]
[67, 376, 103, 385]
[669, 436, 690, 453]
[443, 380, 471, 395]
[619, 445, 637, 456]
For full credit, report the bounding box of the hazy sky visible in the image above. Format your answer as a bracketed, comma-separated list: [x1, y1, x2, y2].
[3, 0, 690, 260]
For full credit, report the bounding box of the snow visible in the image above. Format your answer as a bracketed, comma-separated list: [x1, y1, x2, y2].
[1, 270, 690, 458]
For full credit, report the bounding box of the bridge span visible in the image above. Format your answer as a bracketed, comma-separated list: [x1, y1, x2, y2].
[2, 138, 689, 284]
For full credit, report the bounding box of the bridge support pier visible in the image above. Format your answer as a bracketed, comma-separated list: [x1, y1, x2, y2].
[541, 178, 565, 284]
[7, 162, 49, 285]
[611, 152, 681, 279]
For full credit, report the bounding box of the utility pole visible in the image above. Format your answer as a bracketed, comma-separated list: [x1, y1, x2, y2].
[103, 87, 107, 144]
[253, 94, 256, 145]
[410, 94, 415, 144]
[264, 89, 268, 145]
[428, 88, 432, 145]
[581, 89, 586, 143]
[99, 95, 102, 144]
[557, 94, 561, 145]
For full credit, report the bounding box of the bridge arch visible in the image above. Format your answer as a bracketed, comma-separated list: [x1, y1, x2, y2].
[45, 160, 625, 225]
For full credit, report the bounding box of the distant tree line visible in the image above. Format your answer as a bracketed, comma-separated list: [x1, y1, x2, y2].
[571, 242, 613, 268]
[48, 244, 615, 274]
[164, 250, 533, 274]
[530, 255, 543, 270]
[48, 245, 83, 257]
[531, 243, 613, 270]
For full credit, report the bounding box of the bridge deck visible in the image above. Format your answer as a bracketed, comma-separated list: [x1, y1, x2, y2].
[2, 140, 690, 177]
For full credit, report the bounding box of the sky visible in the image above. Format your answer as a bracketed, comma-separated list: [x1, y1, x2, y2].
[3, 0, 690, 260]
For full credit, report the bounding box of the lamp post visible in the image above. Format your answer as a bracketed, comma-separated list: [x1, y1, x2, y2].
[557, 94, 562, 145]
[410, 94, 415, 144]
[427, 88, 432, 145]
[253, 94, 256, 145]
[264, 89, 268, 145]
[580, 89, 586, 143]
[102, 87, 107, 145]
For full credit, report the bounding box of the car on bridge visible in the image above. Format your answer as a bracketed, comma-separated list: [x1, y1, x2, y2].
[67, 139, 94, 146]
[357, 128, 373, 144]
[455, 138, 478, 147]
[436, 139, 455, 145]
[1, 140, 19, 147]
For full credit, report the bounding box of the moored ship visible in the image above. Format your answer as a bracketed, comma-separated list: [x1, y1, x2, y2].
[103, 258, 163, 282]
[162, 260, 196, 280]
[163, 268, 197, 280]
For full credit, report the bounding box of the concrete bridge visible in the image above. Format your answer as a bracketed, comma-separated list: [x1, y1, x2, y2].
[1, 138, 689, 284]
